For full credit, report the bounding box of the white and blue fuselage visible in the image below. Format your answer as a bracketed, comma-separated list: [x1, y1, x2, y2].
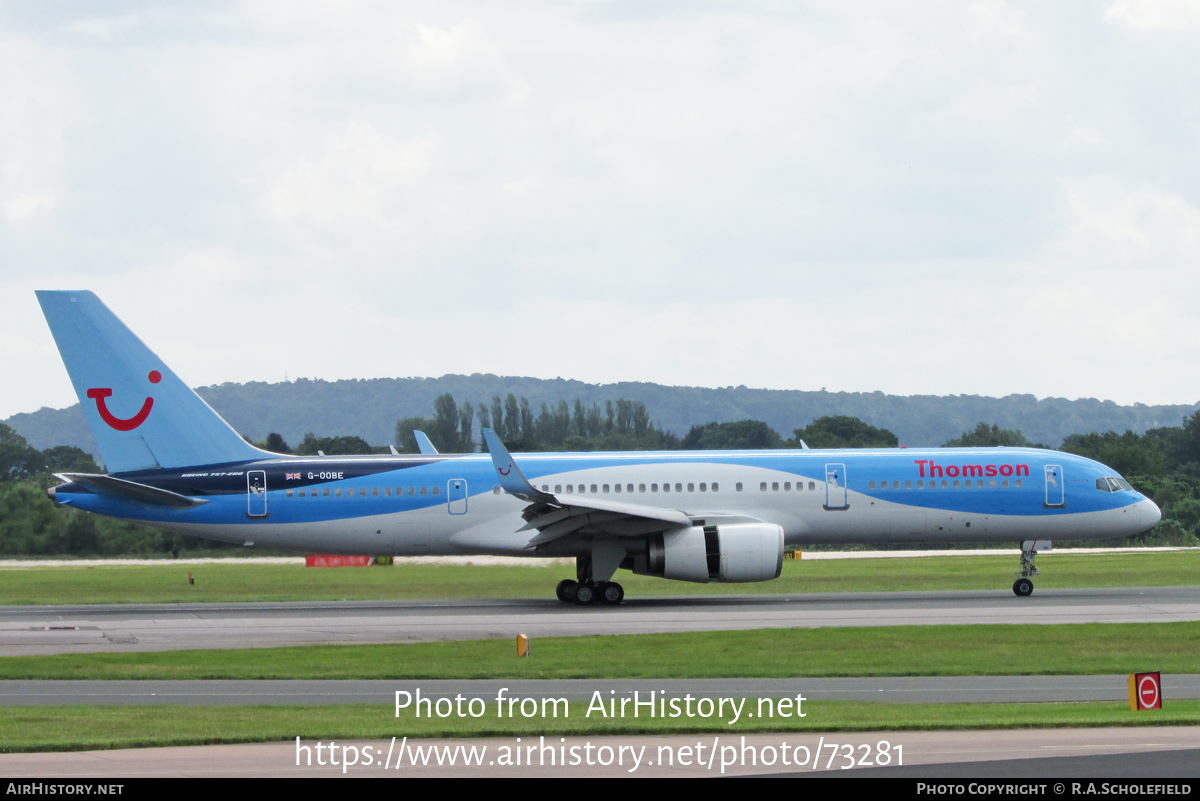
[53, 446, 1160, 556]
[35, 289, 1162, 600]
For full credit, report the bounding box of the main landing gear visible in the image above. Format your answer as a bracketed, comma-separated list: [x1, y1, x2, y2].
[555, 579, 624, 606]
[1013, 540, 1041, 597]
[556, 550, 626, 606]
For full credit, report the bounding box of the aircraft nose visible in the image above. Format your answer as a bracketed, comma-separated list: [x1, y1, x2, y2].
[1136, 498, 1162, 532]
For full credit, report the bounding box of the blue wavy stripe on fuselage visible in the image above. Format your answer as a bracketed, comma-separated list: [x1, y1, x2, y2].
[57, 447, 1147, 526]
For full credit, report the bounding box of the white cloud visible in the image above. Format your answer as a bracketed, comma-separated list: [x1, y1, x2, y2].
[969, 0, 1031, 40]
[1058, 181, 1200, 262]
[264, 124, 439, 231]
[3, 192, 55, 222]
[1104, 0, 1200, 30]
[5, 2, 1200, 416]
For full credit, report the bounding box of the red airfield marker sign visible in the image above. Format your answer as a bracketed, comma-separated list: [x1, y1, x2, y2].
[1128, 672, 1162, 710]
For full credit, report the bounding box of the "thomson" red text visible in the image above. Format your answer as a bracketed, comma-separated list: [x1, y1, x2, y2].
[913, 460, 1030, 479]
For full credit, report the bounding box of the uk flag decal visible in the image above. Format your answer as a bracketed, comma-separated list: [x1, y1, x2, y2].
[285, 472, 301, 481]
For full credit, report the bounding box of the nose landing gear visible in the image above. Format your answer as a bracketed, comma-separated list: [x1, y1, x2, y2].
[1013, 540, 1045, 596]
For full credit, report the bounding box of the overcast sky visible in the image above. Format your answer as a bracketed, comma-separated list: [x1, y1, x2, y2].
[2, 0, 1199, 419]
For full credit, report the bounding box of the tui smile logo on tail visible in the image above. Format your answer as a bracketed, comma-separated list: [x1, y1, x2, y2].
[86, 370, 161, 431]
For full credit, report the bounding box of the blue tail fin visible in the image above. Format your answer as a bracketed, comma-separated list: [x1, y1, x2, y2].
[36, 291, 264, 473]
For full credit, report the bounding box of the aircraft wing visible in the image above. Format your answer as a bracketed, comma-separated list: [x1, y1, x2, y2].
[481, 429, 692, 547]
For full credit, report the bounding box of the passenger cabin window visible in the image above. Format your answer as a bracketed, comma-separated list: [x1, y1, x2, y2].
[555, 485, 563, 493]
[675, 483, 682, 492]
[699, 483, 707, 492]
[808, 481, 815, 490]
[760, 482, 767, 491]
[494, 486, 501, 494]
[286, 489, 293, 498]
[688, 483, 695, 492]
[784, 482, 791, 491]
[869, 481, 876, 489]
[736, 482, 743, 491]
[712, 482, 719, 491]
[772, 482, 779, 491]
[639, 484, 646, 492]
[628, 484, 635, 493]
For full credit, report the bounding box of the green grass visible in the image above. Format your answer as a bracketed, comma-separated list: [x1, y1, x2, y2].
[2, 700, 1197, 753]
[1, 550, 1197, 605]
[4, 623, 1198, 680]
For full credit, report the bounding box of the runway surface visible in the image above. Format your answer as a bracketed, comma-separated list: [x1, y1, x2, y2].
[0, 586, 1197, 655]
[3, 676, 1200, 706]
[0, 727, 1195, 777]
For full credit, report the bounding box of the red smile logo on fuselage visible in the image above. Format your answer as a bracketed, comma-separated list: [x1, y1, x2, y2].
[87, 370, 161, 431]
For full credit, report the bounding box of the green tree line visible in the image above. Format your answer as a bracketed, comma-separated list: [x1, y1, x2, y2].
[4, 392, 1199, 554]
[0, 423, 241, 556]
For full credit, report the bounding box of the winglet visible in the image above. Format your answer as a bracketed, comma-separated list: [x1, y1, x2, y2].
[800, 439, 810, 450]
[413, 430, 439, 455]
[481, 428, 548, 502]
[388, 444, 400, 456]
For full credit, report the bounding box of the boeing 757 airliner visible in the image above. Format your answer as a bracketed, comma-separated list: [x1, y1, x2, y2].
[37, 291, 1161, 604]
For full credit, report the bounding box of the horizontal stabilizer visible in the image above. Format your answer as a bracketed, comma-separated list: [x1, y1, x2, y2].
[57, 473, 207, 509]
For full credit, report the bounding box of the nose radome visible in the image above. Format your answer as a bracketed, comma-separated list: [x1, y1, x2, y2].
[1139, 499, 1162, 530]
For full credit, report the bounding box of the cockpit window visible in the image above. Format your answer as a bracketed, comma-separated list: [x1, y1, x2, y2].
[1096, 476, 1134, 492]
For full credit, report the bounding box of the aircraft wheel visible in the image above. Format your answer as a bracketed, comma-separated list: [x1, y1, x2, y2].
[573, 582, 596, 606]
[555, 579, 578, 603]
[599, 581, 624, 605]
[1013, 578, 1034, 597]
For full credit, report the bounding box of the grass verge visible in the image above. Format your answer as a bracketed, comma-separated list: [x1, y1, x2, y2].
[0, 550, 1197, 605]
[2, 701, 1197, 753]
[3, 622, 1198, 680]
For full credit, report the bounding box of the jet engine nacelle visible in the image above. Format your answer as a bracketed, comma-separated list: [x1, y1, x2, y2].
[644, 523, 784, 583]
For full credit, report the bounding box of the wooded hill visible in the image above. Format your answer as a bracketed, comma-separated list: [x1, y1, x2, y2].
[7, 373, 1199, 461]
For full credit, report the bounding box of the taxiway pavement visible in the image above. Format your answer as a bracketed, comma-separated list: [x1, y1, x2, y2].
[0, 586, 1197, 656]
[0, 727, 1195, 777]
[2, 675, 1199, 706]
